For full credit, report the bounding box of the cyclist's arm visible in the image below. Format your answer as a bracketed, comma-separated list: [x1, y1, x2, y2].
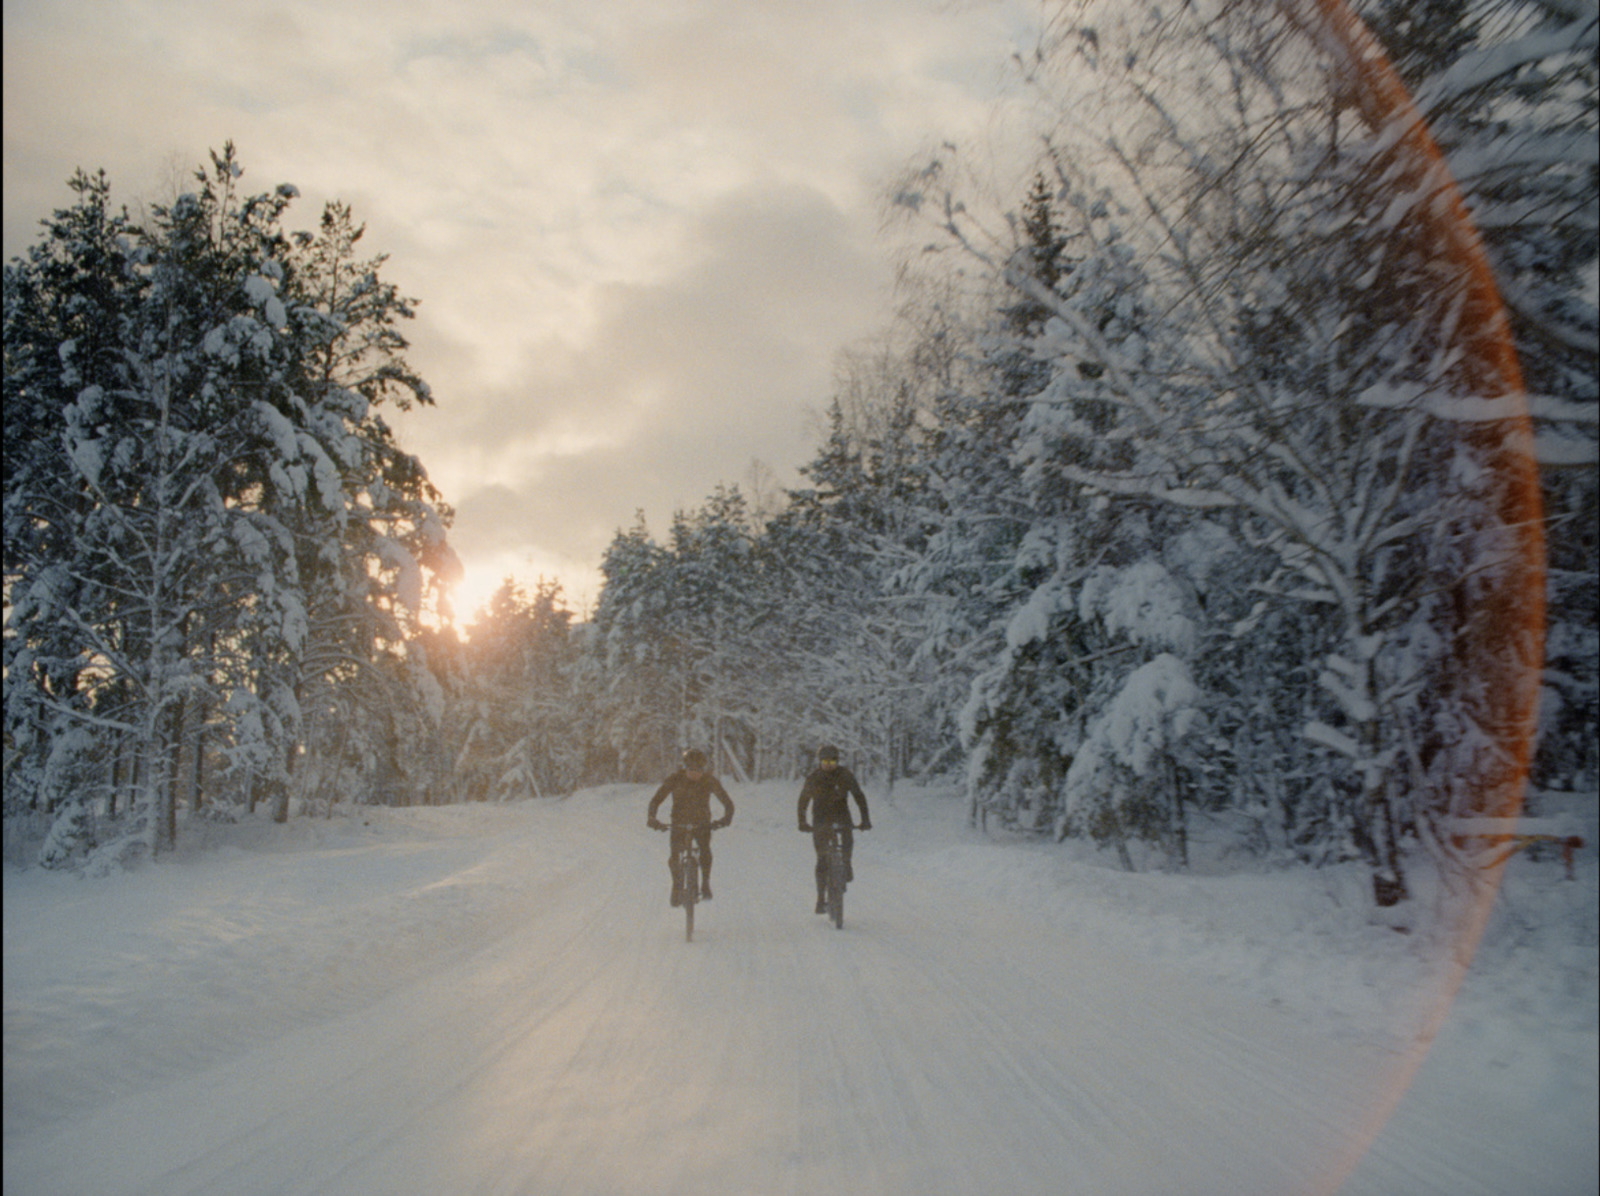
[646, 780, 673, 824]
[796, 781, 814, 828]
[846, 769, 872, 827]
[712, 778, 735, 823]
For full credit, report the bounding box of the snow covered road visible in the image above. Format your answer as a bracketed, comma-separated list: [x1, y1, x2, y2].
[5, 784, 1595, 1195]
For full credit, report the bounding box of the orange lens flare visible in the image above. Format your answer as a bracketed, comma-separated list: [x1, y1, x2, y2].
[1286, 0, 1548, 1189]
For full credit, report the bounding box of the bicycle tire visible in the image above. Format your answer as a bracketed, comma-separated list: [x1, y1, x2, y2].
[682, 839, 700, 942]
[827, 839, 845, 929]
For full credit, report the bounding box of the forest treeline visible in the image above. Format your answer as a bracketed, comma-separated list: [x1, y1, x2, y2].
[5, 0, 1594, 904]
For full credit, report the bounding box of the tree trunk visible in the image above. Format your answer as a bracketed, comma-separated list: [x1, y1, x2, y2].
[1112, 812, 1136, 873]
[1357, 665, 1407, 907]
[1370, 778, 1409, 907]
[271, 736, 295, 824]
[1171, 760, 1190, 870]
[191, 711, 208, 813]
[143, 717, 177, 854]
[174, 694, 198, 816]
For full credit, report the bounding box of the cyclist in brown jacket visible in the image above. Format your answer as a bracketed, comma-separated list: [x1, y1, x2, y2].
[647, 749, 734, 904]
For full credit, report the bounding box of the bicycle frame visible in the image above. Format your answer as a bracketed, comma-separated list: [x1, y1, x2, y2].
[817, 822, 848, 930]
[664, 822, 710, 942]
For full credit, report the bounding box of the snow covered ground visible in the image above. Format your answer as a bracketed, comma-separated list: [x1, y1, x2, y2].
[4, 781, 1596, 1195]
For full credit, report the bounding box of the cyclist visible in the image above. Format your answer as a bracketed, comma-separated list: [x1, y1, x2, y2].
[796, 745, 871, 914]
[647, 749, 734, 905]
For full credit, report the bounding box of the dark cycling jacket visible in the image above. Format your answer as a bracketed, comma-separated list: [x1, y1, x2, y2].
[648, 770, 734, 826]
[797, 765, 869, 827]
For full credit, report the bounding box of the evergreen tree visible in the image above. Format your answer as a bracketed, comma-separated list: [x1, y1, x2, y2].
[4, 147, 458, 862]
[4, 170, 144, 846]
[450, 578, 582, 801]
[907, 2, 1545, 901]
[587, 514, 679, 779]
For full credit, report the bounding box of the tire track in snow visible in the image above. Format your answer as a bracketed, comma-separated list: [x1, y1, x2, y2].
[6, 787, 1421, 1196]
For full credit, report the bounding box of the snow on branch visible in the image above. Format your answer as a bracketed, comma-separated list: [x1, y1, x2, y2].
[1358, 381, 1591, 425]
[1415, 18, 1600, 114]
[1303, 719, 1362, 760]
[375, 536, 424, 613]
[1317, 667, 1377, 723]
[1057, 464, 1236, 510]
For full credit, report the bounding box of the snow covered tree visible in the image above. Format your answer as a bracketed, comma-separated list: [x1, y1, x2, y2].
[902, 0, 1545, 901]
[449, 578, 584, 801]
[4, 169, 144, 851]
[583, 406, 943, 786]
[587, 487, 785, 781]
[769, 385, 939, 782]
[1353, 0, 1598, 828]
[4, 147, 458, 862]
[237, 193, 458, 822]
[933, 175, 1186, 836]
[586, 514, 681, 780]
[663, 486, 764, 778]
[4, 149, 313, 858]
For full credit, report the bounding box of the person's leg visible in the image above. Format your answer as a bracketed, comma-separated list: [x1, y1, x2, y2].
[696, 827, 713, 897]
[812, 825, 829, 912]
[812, 825, 830, 885]
[668, 825, 689, 903]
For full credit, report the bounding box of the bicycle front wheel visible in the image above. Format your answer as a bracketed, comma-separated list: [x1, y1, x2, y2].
[682, 848, 699, 941]
[827, 850, 845, 929]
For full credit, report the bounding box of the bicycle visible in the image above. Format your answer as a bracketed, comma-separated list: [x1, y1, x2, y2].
[815, 821, 859, 930]
[653, 821, 718, 942]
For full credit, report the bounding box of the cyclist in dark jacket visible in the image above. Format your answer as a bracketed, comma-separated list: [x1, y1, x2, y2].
[647, 749, 734, 904]
[796, 745, 871, 914]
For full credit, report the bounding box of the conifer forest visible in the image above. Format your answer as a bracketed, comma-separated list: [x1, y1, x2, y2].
[5, 0, 1595, 910]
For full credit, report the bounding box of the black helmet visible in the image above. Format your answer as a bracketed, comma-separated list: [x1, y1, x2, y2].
[817, 745, 840, 763]
[683, 749, 708, 770]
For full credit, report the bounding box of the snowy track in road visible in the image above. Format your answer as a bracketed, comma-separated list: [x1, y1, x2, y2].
[5, 784, 1591, 1195]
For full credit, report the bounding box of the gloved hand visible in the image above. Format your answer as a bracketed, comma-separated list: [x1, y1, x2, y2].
[647, 818, 666, 831]
[712, 818, 731, 830]
[858, 819, 872, 831]
[798, 821, 813, 833]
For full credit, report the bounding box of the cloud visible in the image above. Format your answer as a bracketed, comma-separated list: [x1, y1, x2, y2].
[413, 180, 890, 593]
[4, 0, 1028, 614]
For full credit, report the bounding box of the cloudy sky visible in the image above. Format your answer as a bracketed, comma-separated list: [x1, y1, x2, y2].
[4, 0, 1037, 619]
